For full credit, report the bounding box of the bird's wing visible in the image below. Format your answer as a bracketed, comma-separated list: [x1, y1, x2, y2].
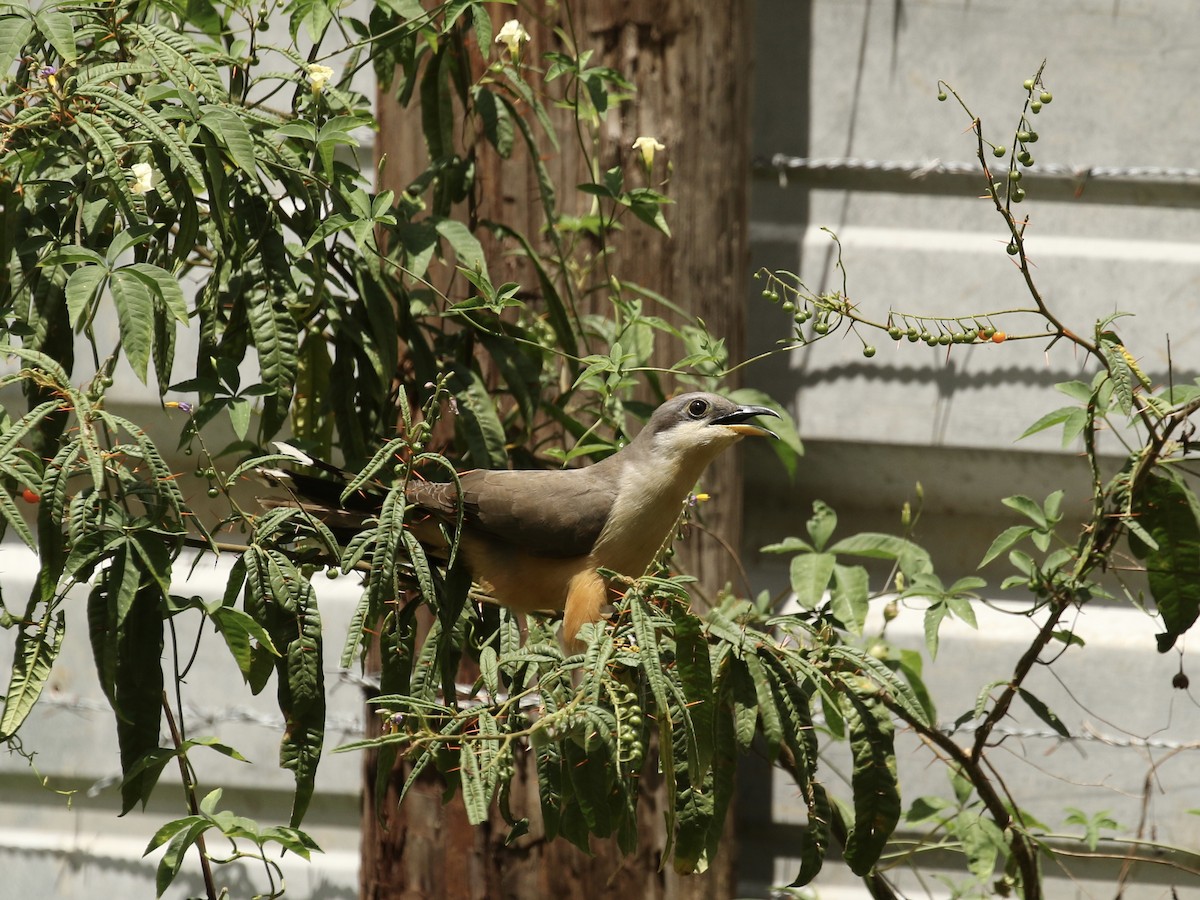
[406, 468, 615, 558]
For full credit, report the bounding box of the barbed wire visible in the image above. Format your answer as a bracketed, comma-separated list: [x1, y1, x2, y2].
[754, 154, 1200, 189]
[30, 680, 1200, 753]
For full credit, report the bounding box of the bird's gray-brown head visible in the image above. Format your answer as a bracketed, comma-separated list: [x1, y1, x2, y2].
[631, 392, 780, 468]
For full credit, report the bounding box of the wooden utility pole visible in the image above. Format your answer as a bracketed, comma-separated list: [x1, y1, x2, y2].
[361, 3, 754, 897]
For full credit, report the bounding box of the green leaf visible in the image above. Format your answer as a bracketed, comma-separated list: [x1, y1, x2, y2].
[828, 532, 932, 575]
[76, 86, 206, 186]
[806, 500, 836, 550]
[0, 610, 65, 739]
[124, 262, 188, 325]
[211, 606, 279, 679]
[1001, 494, 1047, 528]
[789, 552, 835, 609]
[115, 586, 166, 814]
[1017, 688, 1070, 739]
[672, 602, 714, 782]
[792, 780, 831, 886]
[452, 367, 508, 468]
[475, 88, 513, 158]
[923, 601, 947, 659]
[839, 692, 899, 876]
[111, 269, 155, 381]
[0, 16, 33, 73]
[830, 564, 869, 634]
[155, 819, 210, 896]
[459, 740, 490, 825]
[434, 217, 486, 274]
[199, 106, 258, 174]
[34, 6, 76, 62]
[248, 297, 298, 437]
[979, 525, 1034, 568]
[1130, 472, 1200, 651]
[65, 265, 107, 329]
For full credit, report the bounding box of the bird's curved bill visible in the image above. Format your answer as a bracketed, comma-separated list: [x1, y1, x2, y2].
[712, 404, 781, 438]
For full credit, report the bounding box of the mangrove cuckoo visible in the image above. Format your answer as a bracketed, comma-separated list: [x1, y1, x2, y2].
[269, 392, 779, 643]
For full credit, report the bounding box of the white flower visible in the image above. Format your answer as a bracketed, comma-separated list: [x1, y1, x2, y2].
[129, 162, 159, 195]
[494, 19, 530, 57]
[307, 63, 335, 94]
[632, 136, 666, 170]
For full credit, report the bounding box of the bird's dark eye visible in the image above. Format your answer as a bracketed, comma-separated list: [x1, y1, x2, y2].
[687, 398, 709, 418]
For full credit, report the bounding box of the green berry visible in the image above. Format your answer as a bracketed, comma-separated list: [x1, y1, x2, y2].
[781, 300, 795, 312]
[1006, 240, 1020, 255]
[1012, 187, 1026, 202]
[1010, 169, 1023, 181]
[1017, 151, 1033, 166]
[1017, 130, 1031, 142]
[1030, 100, 1042, 113]
[938, 333, 952, 345]
[1025, 131, 1038, 142]
[1039, 91, 1052, 103]
[326, 567, 339, 579]
[207, 487, 220, 498]
[863, 345, 877, 358]
[813, 321, 830, 335]
[1022, 79, 1034, 91]
[992, 145, 1006, 158]
[906, 328, 920, 342]
[937, 91, 947, 102]
[983, 326, 996, 338]
[887, 325, 902, 340]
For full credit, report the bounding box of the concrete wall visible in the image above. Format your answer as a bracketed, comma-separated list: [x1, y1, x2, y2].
[740, 1, 1200, 896]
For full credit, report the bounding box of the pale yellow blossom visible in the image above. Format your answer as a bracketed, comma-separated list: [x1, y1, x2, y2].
[307, 63, 335, 94]
[129, 162, 159, 195]
[495, 19, 531, 57]
[632, 136, 666, 170]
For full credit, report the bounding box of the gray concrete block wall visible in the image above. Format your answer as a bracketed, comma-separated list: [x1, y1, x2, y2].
[741, 1, 1200, 895]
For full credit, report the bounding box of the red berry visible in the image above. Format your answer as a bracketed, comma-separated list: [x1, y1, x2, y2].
[21, 489, 40, 504]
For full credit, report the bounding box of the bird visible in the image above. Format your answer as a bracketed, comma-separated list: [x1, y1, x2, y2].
[266, 392, 780, 644]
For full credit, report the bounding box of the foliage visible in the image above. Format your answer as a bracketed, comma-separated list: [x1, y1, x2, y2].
[2, 4, 1199, 899]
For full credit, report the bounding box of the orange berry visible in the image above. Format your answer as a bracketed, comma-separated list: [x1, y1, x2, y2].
[991, 331, 1007, 343]
[21, 488, 40, 504]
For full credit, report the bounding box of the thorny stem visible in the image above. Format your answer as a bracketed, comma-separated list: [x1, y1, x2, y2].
[882, 695, 1043, 899]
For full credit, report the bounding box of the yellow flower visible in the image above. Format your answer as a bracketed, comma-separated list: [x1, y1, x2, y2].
[494, 19, 531, 57]
[307, 63, 335, 94]
[129, 162, 159, 195]
[632, 136, 666, 170]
